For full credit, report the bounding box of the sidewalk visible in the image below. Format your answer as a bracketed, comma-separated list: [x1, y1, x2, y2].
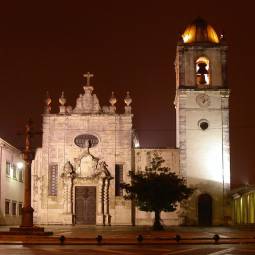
[0, 225, 254, 245]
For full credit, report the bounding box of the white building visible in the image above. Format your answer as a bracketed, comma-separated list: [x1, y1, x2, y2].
[0, 138, 24, 225]
[32, 18, 230, 226]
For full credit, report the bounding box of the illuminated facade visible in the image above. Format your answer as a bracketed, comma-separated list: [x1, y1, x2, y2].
[32, 76, 181, 226]
[32, 18, 231, 226]
[175, 18, 230, 225]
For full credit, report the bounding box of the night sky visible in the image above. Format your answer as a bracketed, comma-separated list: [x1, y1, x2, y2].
[0, 1, 254, 188]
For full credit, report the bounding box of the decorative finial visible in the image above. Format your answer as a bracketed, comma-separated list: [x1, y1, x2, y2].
[59, 91, 66, 106]
[124, 91, 132, 114]
[109, 92, 117, 106]
[44, 91, 51, 114]
[124, 91, 132, 106]
[83, 72, 94, 86]
[45, 91, 51, 106]
[109, 91, 117, 114]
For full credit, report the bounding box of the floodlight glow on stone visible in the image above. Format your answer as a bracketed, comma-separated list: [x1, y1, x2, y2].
[182, 18, 219, 44]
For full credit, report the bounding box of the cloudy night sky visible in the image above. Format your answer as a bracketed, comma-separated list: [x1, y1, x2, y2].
[0, 1, 254, 188]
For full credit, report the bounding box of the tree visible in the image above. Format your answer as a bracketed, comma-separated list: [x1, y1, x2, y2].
[121, 154, 193, 230]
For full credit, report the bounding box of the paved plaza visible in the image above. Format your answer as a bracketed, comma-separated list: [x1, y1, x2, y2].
[0, 226, 254, 254]
[1, 244, 255, 255]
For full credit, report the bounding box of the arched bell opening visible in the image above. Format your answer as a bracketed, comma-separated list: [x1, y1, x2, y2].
[196, 57, 210, 87]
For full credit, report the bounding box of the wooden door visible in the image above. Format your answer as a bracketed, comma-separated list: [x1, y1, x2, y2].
[75, 186, 96, 224]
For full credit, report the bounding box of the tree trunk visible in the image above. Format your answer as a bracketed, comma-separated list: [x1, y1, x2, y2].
[153, 210, 163, 230]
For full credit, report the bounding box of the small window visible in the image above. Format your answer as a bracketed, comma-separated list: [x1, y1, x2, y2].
[6, 161, 11, 177]
[18, 169, 23, 182]
[12, 164, 17, 179]
[200, 122, 209, 130]
[198, 119, 209, 131]
[5, 200, 10, 215]
[12, 201, 17, 216]
[48, 164, 58, 196]
[115, 164, 123, 196]
[18, 203, 23, 215]
[146, 152, 151, 167]
[196, 57, 210, 86]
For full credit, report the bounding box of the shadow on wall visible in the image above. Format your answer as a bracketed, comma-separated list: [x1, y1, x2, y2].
[179, 178, 231, 226]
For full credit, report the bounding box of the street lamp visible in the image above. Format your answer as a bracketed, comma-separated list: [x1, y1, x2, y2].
[9, 120, 52, 235]
[17, 161, 24, 170]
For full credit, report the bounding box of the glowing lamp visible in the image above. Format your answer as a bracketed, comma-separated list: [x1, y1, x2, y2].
[17, 161, 24, 169]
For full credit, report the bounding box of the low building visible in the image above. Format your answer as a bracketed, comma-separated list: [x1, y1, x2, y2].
[0, 138, 24, 225]
[232, 186, 255, 224]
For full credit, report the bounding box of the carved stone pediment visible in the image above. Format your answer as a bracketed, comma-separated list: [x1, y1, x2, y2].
[74, 151, 99, 178]
[61, 150, 112, 181]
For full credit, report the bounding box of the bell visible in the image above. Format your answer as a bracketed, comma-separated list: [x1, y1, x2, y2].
[197, 62, 208, 75]
[197, 74, 206, 85]
[196, 62, 208, 85]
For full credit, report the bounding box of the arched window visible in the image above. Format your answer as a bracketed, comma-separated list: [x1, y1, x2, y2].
[196, 57, 210, 86]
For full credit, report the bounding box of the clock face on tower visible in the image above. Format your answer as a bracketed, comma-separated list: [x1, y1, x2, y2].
[196, 94, 210, 107]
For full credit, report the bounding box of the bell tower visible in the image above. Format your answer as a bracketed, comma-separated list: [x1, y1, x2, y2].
[175, 18, 230, 225]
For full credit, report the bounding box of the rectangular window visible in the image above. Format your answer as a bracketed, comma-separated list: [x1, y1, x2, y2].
[18, 203, 23, 216]
[6, 161, 11, 177]
[12, 164, 17, 179]
[12, 201, 17, 216]
[5, 200, 10, 215]
[18, 169, 23, 182]
[146, 152, 151, 167]
[48, 164, 58, 196]
[115, 164, 123, 196]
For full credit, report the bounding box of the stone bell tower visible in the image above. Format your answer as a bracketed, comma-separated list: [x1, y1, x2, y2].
[175, 18, 230, 225]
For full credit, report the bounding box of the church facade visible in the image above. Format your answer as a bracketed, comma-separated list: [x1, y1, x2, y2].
[32, 18, 230, 226]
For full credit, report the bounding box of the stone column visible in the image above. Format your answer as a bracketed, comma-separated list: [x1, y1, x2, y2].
[20, 122, 34, 227]
[98, 178, 104, 225]
[104, 179, 111, 225]
[63, 179, 68, 213]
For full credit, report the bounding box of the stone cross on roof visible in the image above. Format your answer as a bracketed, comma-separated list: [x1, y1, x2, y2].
[83, 72, 94, 86]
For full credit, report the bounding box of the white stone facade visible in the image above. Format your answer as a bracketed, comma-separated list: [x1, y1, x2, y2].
[175, 39, 230, 225]
[0, 138, 23, 225]
[32, 81, 133, 225]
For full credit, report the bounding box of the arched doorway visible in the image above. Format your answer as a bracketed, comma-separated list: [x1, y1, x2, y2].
[198, 193, 212, 226]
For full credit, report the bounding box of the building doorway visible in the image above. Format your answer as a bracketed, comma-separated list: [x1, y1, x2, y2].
[198, 193, 212, 226]
[75, 186, 96, 224]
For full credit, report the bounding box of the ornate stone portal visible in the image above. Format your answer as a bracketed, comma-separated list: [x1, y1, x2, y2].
[61, 150, 112, 225]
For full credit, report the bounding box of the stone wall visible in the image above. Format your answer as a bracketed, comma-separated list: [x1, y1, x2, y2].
[134, 148, 182, 226]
